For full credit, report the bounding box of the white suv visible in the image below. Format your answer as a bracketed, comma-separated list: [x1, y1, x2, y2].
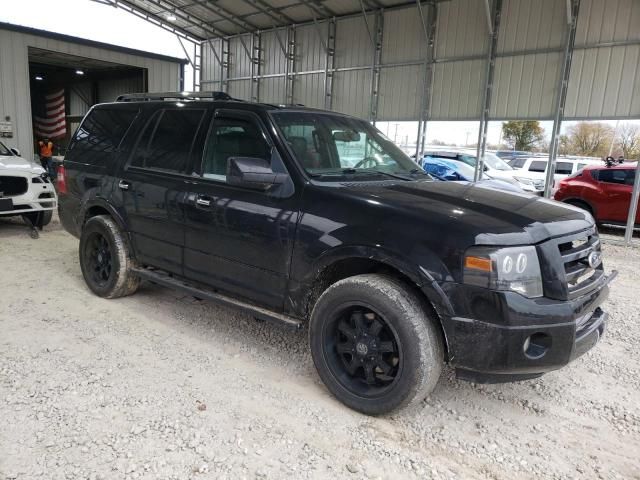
[509, 157, 602, 183]
[0, 140, 57, 226]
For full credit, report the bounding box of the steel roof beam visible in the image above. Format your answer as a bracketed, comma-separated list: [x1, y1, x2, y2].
[92, 0, 208, 40]
[241, 0, 296, 26]
[121, 0, 226, 37]
[169, 0, 260, 33]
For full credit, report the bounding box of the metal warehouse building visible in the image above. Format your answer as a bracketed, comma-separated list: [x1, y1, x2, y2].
[0, 22, 186, 161]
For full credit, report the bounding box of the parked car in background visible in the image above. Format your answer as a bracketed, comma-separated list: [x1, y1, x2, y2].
[554, 164, 639, 226]
[495, 150, 532, 162]
[420, 155, 524, 193]
[0, 140, 56, 226]
[422, 149, 546, 194]
[510, 157, 601, 182]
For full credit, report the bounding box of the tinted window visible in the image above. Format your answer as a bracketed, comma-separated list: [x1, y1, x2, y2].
[528, 161, 546, 172]
[597, 168, 635, 185]
[201, 117, 270, 180]
[130, 109, 205, 173]
[555, 162, 573, 175]
[510, 157, 526, 168]
[66, 108, 137, 165]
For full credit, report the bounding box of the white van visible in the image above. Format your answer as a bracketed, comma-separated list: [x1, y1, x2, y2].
[510, 157, 602, 181]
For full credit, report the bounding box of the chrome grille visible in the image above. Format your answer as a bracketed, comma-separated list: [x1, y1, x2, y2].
[557, 231, 604, 299]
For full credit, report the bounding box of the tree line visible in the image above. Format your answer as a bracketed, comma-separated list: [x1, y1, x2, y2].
[501, 120, 640, 159]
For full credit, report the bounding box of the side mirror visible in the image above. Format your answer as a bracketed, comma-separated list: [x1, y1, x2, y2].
[10, 147, 20, 156]
[226, 157, 288, 191]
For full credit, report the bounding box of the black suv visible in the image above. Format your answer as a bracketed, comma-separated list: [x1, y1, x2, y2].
[58, 92, 615, 415]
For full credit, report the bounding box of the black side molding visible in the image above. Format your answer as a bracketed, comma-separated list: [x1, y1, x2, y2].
[132, 267, 303, 330]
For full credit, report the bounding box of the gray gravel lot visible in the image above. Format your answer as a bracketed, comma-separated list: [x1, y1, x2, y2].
[1, 214, 639, 480]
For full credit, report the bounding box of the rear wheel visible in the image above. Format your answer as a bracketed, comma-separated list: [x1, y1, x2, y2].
[309, 274, 443, 415]
[79, 215, 139, 298]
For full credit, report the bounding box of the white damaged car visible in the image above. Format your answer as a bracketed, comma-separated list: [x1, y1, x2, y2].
[0, 140, 57, 227]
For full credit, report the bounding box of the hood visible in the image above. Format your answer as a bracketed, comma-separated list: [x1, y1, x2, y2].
[339, 179, 593, 245]
[490, 169, 547, 181]
[0, 154, 44, 175]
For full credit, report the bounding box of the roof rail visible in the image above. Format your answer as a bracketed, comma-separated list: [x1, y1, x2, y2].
[115, 91, 235, 102]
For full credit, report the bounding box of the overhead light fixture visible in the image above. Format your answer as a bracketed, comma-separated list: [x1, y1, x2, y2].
[34, 75, 44, 81]
[166, 13, 177, 21]
[75, 69, 84, 75]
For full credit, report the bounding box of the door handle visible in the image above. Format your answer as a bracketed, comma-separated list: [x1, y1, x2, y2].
[118, 180, 131, 191]
[196, 195, 211, 207]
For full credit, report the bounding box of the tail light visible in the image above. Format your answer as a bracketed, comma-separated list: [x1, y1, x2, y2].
[57, 164, 67, 195]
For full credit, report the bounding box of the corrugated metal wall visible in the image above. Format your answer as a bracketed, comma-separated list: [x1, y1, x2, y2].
[0, 26, 182, 160]
[200, 0, 640, 123]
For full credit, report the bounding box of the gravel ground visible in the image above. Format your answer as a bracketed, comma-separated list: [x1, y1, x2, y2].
[1, 214, 639, 480]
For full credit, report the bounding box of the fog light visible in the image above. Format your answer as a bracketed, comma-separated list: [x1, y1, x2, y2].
[523, 333, 552, 359]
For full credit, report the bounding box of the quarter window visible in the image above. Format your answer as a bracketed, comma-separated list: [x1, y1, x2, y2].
[67, 108, 138, 166]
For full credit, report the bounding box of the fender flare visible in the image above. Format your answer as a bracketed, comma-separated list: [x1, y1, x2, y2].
[304, 245, 455, 352]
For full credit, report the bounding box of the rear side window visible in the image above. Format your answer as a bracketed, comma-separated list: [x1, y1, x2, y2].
[510, 158, 526, 168]
[555, 162, 573, 174]
[528, 161, 546, 172]
[66, 108, 137, 165]
[597, 168, 635, 185]
[130, 109, 205, 173]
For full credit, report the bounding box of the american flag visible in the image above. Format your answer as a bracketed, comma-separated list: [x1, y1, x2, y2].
[34, 89, 66, 139]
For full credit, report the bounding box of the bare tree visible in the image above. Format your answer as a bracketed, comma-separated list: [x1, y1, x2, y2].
[565, 122, 614, 157]
[617, 123, 640, 159]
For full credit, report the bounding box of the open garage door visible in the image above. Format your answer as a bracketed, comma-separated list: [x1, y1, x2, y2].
[28, 47, 147, 156]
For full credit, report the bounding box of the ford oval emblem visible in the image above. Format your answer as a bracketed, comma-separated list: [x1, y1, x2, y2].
[588, 251, 602, 269]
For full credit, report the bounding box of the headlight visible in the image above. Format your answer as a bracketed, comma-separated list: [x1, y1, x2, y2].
[463, 246, 543, 298]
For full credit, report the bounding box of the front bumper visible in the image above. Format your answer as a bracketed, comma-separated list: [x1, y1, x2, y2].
[440, 270, 616, 383]
[0, 176, 57, 216]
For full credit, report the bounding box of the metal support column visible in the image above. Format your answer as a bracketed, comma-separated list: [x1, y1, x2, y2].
[545, 0, 580, 197]
[368, 10, 384, 123]
[474, 0, 502, 182]
[286, 27, 296, 105]
[206, 39, 225, 92]
[221, 38, 230, 93]
[194, 42, 201, 91]
[324, 19, 336, 110]
[624, 159, 640, 245]
[251, 32, 262, 102]
[415, 0, 437, 158]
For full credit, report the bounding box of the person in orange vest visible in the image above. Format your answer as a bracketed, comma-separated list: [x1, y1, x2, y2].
[38, 138, 54, 177]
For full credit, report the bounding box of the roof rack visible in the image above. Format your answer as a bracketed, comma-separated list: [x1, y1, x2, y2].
[115, 91, 235, 102]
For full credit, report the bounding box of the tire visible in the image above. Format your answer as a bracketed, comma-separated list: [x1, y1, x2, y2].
[79, 215, 140, 298]
[309, 274, 443, 415]
[23, 210, 52, 227]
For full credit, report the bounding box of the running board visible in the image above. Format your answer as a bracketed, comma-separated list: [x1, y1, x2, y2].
[132, 268, 303, 330]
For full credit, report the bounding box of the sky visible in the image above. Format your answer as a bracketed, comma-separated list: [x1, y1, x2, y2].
[2, 0, 638, 148]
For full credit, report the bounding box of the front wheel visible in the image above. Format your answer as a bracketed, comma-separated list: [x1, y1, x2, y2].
[309, 274, 443, 415]
[79, 215, 140, 298]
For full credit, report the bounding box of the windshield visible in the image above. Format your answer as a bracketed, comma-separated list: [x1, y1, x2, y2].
[271, 111, 424, 179]
[459, 151, 513, 171]
[0, 141, 12, 156]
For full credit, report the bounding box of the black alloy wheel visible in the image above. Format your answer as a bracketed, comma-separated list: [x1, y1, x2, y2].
[325, 306, 402, 398]
[84, 232, 113, 287]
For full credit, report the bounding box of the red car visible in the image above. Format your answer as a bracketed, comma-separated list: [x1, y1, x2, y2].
[554, 164, 639, 226]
